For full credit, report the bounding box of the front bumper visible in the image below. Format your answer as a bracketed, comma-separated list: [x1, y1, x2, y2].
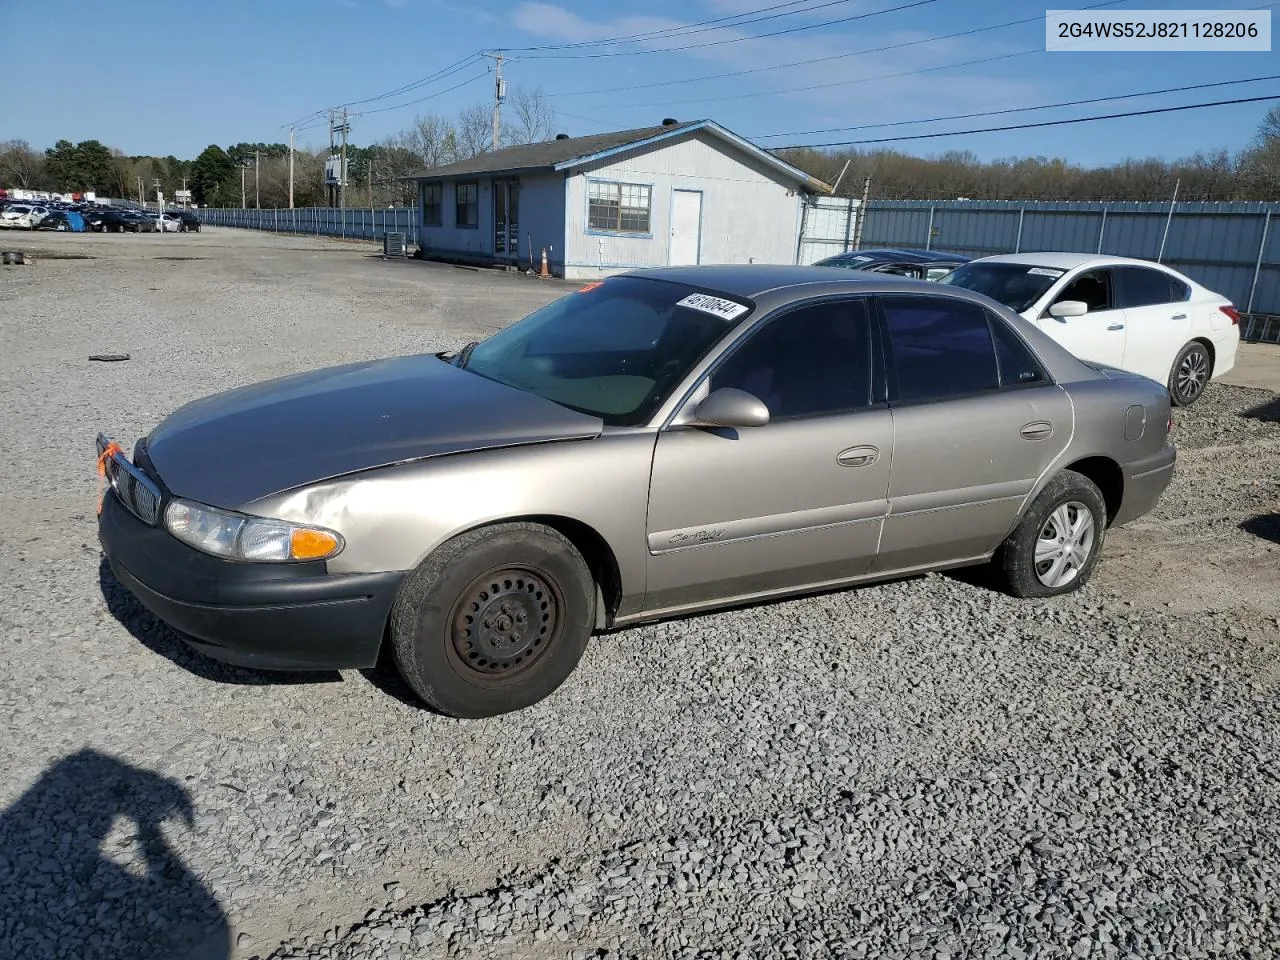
[1113, 442, 1176, 527]
[98, 490, 403, 671]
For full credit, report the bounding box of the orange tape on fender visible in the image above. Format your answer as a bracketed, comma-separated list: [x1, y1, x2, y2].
[96, 441, 124, 515]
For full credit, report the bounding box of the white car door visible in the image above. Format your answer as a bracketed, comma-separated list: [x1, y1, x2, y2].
[1114, 265, 1192, 383]
[1028, 266, 1128, 368]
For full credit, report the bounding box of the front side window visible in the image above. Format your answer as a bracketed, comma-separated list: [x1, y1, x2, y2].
[710, 299, 872, 420]
[882, 295, 1000, 403]
[462, 276, 750, 426]
[455, 181, 478, 228]
[423, 183, 442, 227]
[1055, 268, 1115, 312]
[588, 180, 651, 234]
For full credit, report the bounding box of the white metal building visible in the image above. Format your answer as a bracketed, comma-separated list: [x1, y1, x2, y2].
[402, 119, 833, 280]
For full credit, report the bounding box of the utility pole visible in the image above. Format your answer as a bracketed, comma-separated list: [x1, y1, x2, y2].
[852, 176, 872, 251]
[338, 107, 349, 210]
[490, 51, 505, 151]
[137, 175, 144, 205]
[327, 110, 335, 207]
[288, 126, 295, 209]
[254, 150, 261, 209]
[241, 164, 246, 209]
[151, 178, 162, 211]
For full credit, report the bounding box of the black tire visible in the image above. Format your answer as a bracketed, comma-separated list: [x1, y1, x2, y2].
[995, 470, 1107, 599]
[390, 522, 595, 718]
[1168, 341, 1211, 407]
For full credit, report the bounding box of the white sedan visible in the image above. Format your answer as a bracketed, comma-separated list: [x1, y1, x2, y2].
[0, 204, 49, 230]
[941, 253, 1240, 406]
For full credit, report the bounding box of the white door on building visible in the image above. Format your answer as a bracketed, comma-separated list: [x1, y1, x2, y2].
[669, 189, 702, 266]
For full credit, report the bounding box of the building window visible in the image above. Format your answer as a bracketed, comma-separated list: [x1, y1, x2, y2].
[422, 183, 442, 227]
[455, 181, 478, 228]
[588, 180, 651, 234]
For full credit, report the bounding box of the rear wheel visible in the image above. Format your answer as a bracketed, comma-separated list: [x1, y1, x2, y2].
[1168, 341, 1211, 407]
[995, 470, 1106, 598]
[390, 522, 595, 718]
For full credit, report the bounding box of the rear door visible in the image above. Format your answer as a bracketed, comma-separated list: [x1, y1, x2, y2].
[644, 296, 891, 614]
[872, 294, 1072, 573]
[1114, 265, 1192, 383]
[1036, 267, 1128, 367]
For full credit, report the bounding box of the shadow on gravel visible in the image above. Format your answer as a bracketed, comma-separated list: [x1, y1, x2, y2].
[98, 557, 342, 688]
[1240, 513, 1280, 545]
[0, 749, 229, 960]
[1241, 396, 1280, 422]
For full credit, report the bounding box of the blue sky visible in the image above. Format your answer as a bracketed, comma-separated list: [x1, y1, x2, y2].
[3, 0, 1276, 165]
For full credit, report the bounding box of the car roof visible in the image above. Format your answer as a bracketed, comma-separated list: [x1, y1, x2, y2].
[968, 251, 1183, 271]
[624, 264, 974, 299]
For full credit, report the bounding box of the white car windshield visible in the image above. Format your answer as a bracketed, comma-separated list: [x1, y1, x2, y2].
[940, 262, 1065, 313]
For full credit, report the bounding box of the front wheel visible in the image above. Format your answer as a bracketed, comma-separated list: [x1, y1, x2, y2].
[1169, 341, 1211, 407]
[995, 470, 1106, 598]
[389, 522, 596, 718]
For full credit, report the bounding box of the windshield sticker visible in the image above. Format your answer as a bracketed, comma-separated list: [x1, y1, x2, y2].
[849, 255, 874, 261]
[1027, 267, 1065, 278]
[677, 293, 750, 321]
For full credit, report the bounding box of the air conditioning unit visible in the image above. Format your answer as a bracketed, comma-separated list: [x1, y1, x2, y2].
[382, 232, 407, 259]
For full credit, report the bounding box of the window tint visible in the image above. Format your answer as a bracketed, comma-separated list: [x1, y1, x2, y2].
[882, 296, 1000, 402]
[989, 315, 1047, 387]
[1117, 266, 1187, 307]
[1056, 269, 1114, 312]
[711, 299, 871, 419]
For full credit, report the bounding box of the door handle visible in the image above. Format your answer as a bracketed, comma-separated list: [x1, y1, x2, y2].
[836, 445, 879, 467]
[1020, 421, 1053, 441]
[1107, 323, 1124, 331]
[1171, 313, 1187, 320]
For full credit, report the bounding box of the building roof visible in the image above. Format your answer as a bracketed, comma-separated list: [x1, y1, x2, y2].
[401, 119, 832, 193]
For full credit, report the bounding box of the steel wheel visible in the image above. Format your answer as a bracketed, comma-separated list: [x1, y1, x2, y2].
[1034, 501, 1095, 588]
[449, 567, 561, 679]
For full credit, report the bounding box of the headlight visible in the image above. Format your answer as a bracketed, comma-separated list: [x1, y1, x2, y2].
[164, 499, 344, 563]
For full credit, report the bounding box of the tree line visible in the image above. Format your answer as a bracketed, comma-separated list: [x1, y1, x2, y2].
[777, 106, 1280, 202]
[3, 98, 1277, 206]
[0, 87, 557, 208]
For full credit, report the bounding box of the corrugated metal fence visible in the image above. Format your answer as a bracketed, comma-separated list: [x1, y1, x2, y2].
[195, 206, 419, 246]
[854, 199, 1280, 320]
[199, 198, 1280, 325]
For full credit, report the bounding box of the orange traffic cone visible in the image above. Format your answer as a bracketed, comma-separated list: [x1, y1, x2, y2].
[540, 247, 550, 279]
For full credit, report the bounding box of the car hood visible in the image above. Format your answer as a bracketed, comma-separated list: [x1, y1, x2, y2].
[144, 353, 604, 508]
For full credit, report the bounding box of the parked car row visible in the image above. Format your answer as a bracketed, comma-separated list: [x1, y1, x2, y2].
[0, 198, 200, 233]
[813, 247, 1240, 407]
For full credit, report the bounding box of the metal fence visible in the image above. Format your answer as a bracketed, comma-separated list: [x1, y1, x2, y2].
[195, 206, 419, 246]
[855, 199, 1280, 319]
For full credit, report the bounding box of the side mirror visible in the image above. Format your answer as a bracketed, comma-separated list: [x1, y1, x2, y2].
[1049, 299, 1088, 318]
[691, 387, 770, 428]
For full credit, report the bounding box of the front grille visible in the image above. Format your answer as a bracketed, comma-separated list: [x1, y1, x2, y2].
[102, 444, 162, 525]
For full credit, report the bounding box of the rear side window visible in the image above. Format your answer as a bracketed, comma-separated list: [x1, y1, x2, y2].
[989, 315, 1047, 387]
[881, 296, 1000, 403]
[1117, 266, 1189, 307]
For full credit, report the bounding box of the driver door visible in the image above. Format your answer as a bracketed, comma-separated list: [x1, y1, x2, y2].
[1036, 267, 1128, 367]
[642, 296, 892, 616]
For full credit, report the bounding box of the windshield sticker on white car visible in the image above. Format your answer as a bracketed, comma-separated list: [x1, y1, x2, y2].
[677, 293, 750, 321]
[1027, 267, 1065, 278]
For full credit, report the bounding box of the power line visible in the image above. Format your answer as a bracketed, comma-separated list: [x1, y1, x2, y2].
[752, 74, 1280, 139]
[549, 0, 1124, 96]
[516, 0, 944, 60]
[496, 0, 860, 53]
[286, 54, 484, 127]
[772, 93, 1280, 149]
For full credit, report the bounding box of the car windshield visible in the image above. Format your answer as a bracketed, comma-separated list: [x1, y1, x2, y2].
[461, 275, 752, 426]
[939, 261, 1063, 312]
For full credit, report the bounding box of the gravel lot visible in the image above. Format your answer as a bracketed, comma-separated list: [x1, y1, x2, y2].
[1, 228, 1277, 960]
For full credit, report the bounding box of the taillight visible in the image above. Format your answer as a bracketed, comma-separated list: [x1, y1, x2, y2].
[1220, 305, 1240, 325]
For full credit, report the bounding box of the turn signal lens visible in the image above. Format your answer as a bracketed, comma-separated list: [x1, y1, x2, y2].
[290, 528, 342, 561]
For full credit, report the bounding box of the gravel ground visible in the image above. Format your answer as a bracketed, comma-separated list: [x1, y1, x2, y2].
[0, 228, 1277, 960]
